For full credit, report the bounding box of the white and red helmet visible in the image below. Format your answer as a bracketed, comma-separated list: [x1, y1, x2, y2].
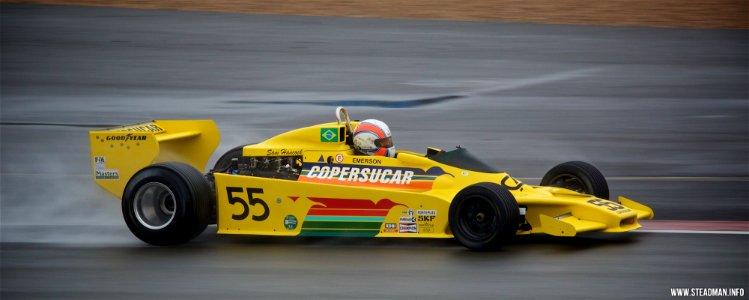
[353, 119, 395, 157]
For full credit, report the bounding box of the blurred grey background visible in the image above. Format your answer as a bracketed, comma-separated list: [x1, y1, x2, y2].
[1, 4, 747, 299]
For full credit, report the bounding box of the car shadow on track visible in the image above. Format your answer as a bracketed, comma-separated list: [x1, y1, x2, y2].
[192, 229, 643, 254]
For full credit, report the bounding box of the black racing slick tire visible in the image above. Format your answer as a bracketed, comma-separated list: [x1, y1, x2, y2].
[540, 161, 610, 200]
[122, 162, 212, 246]
[212, 144, 251, 173]
[449, 183, 520, 251]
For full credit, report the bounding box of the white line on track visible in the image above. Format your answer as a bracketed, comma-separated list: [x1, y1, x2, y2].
[637, 230, 749, 235]
[401, 67, 605, 94]
[518, 177, 749, 182]
[0, 173, 105, 177]
[607, 177, 749, 182]
[458, 67, 605, 96]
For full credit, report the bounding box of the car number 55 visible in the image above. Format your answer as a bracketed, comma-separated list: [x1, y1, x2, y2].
[225, 187, 270, 221]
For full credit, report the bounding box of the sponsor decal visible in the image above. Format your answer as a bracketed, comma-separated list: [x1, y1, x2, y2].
[416, 209, 436, 233]
[417, 215, 436, 222]
[416, 209, 437, 222]
[284, 215, 298, 230]
[335, 153, 344, 163]
[418, 222, 435, 233]
[299, 163, 450, 190]
[113, 122, 164, 133]
[383, 223, 397, 233]
[398, 209, 417, 233]
[298, 197, 405, 237]
[104, 133, 147, 142]
[94, 156, 106, 169]
[95, 169, 120, 180]
[266, 148, 303, 156]
[307, 165, 414, 184]
[352, 157, 382, 165]
[93, 156, 120, 180]
[399, 222, 417, 233]
[320, 128, 339, 142]
[417, 210, 437, 216]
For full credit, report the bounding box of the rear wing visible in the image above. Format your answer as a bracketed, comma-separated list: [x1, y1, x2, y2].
[89, 120, 220, 199]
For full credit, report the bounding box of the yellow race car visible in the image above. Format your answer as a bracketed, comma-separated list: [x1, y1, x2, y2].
[89, 107, 653, 250]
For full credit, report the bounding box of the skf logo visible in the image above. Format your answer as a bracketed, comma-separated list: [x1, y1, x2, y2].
[418, 216, 435, 222]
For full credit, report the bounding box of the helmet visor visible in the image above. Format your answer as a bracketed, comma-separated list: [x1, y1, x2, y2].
[374, 136, 393, 148]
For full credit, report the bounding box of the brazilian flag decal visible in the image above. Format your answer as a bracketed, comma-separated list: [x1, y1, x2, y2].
[320, 128, 339, 142]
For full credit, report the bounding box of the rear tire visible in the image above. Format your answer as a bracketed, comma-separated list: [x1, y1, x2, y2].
[449, 183, 519, 251]
[540, 161, 609, 200]
[122, 162, 212, 246]
[212, 144, 251, 173]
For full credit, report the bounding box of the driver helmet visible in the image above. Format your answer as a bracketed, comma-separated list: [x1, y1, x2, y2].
[352, 119, 395, 157]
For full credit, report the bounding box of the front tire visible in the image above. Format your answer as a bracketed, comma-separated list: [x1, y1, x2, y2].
[540, 161, 609, 200]
[449, 183, 519, 251]
[122, 162, 212, 246]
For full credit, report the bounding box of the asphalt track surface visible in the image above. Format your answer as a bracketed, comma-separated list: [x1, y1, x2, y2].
[1, 4, 747, 299]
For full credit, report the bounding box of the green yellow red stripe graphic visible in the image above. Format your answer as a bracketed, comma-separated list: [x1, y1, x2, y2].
[299, 197, 405, 237]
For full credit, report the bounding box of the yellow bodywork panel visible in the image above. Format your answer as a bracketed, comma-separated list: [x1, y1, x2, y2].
[620, 196, 655, 220]
[538, 214, 609, 237]
[89, 120, 220, 198]
[538, 214, 579, 237]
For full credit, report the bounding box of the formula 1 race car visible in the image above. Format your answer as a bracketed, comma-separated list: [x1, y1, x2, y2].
[89, 107, 653, 250]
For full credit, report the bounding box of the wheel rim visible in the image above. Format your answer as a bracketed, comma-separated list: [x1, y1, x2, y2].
[133, 182, 176, 230]
[548, 174, 588, 194]
[457, 195, 498, 241]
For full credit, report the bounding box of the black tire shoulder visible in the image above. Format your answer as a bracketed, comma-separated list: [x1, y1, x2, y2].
[449, 183, 519, 251]
[540, 161, 609, 200]
[212, 144, 251, 173]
